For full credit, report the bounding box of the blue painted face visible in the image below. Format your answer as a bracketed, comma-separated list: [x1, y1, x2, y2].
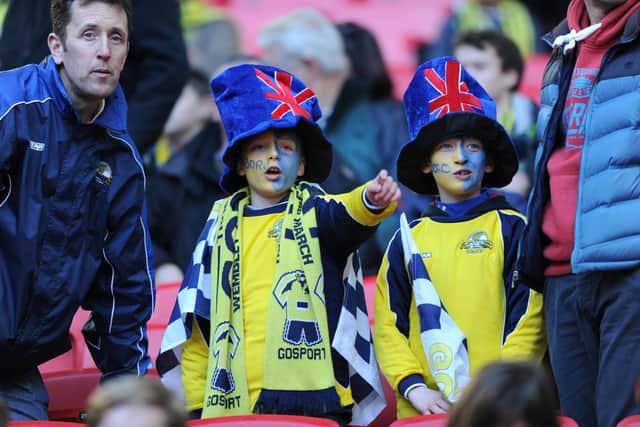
[239, 129, 305, 207]
[422, 136, 493, 202]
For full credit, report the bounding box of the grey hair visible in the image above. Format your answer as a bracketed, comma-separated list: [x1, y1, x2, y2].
[258, 8, 349, 74]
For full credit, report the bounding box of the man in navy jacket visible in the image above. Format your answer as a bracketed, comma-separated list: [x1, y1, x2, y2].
[0, 0, 154, 420]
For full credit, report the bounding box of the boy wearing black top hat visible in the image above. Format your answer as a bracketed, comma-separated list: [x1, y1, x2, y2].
[374, 57, 546, 419]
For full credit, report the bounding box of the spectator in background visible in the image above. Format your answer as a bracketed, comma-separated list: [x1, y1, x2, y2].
[447, 361, 559, 427]
[150, 0, 237, 167]
[421, 0, 542, 61]
[336, 21, 395, 102]
[147, 16, 250, 285]
[0, 0, 189, 156]
[454, 30, 538, 208]
[337, 20, 429, 239]
[516, 0, 640, 426]
[0, 0, 154, 420]
[86, 376, 187, 427]
[258, 8, 401, 274]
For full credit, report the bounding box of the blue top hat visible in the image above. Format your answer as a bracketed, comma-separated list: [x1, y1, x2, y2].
[397, 56, 518, 195]
[212, 64, 332, 193]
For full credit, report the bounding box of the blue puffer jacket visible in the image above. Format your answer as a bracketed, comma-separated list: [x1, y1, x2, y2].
[516, 10, 640, 292]
[0, 57, 155, 377]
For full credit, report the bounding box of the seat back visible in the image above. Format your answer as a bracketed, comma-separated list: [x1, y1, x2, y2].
[9, 422, 85, 427]
[38, 281, 181, 421]
[618, 415, 640, 427]
[390, 414, 448, 427]
[557, 415, 580, 427]
[187, 414, 340, 426]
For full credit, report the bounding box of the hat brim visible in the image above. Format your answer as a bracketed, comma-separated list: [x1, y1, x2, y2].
[219, 120, 332, 194]
[397, 112, 518, 194]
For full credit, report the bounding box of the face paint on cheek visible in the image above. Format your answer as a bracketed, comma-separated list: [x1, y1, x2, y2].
[461, 149, 487, 191]
[244, 159, 267, 171]
[431, 163, 452, 174]
[271, 148, 301, 191]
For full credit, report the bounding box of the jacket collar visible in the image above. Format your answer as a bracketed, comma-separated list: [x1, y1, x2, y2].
[42, 55, 128, 132]
[423, 192, 514, 221]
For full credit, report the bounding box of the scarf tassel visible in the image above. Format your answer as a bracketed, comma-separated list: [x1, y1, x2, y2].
[253, 388, 342, 416]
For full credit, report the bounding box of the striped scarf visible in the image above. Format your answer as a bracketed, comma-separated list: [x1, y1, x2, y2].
[399, 213, 471, 402]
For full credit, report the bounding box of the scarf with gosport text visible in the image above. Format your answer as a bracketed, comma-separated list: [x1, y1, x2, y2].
[202, 182, 341, 418]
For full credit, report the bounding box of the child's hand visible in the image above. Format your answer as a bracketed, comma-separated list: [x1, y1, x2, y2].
[365, 169, 401, 208]
[407, 386, 450, 414]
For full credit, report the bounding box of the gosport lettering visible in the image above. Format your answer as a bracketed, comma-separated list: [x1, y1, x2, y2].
[277, 346, 326, 360]
[206, 394, 241, 409]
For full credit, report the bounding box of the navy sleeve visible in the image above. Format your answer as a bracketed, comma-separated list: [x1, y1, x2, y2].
[501, 212, 530, 342]
[84, 158, 155, 379]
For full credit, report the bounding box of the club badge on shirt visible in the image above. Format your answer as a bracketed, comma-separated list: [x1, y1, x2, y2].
[96, 161, 113, 187]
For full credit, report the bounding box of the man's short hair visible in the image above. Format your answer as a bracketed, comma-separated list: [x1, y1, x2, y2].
[454, 29, 524, 92]
[86, 376, 186, 427]
[51, 0, 132, 43]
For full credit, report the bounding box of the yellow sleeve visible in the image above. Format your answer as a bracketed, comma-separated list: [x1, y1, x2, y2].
[321, 182, 397, 226]
[501, 289, 547, 362]
[181, 322, 209, 411]
[373, 243, 426, 393]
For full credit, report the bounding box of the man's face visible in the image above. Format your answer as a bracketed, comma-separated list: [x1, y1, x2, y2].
[422, 137, 494, 203]
[238, 129, 305, 207]
[49, 1, 129, 106]
[455, 43, 516, 102]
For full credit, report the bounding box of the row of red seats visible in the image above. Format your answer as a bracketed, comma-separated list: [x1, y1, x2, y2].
[37, 278, 395, 424]
[9, 414, 640, 427]
[38, 282, 180, 420]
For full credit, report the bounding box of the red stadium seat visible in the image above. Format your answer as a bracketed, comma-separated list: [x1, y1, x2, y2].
[390, 414, 578, 427]
[188, 414, 340, 426]
[390, 414, 448, 427]
[618, 415, 640, 427]
[357, 275, 398, 427]
[519, 53, 550, 105]
[362, 275, 376, 326]
[38, 281, 181, 421]
[355, 373, 397, 427]
[9, 422, 84, 427]
[558, 415, 580, 427]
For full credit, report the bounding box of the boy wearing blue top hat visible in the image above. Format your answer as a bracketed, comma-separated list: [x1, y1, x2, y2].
[374, 57, 546, 418]
[157, 64, 399, 426]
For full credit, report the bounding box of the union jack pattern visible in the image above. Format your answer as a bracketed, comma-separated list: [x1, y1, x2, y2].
[423, 60, 483, 118]
[254, 67, 316, 120]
